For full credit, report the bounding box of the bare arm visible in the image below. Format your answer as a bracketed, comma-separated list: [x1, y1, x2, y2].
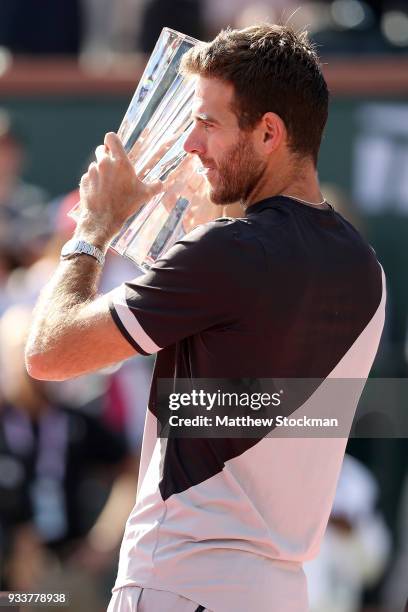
[25, 132, 162, 381]
[25, 256, 135, 380]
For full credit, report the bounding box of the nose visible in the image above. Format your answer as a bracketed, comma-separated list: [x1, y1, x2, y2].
[184, 126, 205, 156]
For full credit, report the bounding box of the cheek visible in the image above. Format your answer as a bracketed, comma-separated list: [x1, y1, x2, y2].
[209, 136, 233, 166]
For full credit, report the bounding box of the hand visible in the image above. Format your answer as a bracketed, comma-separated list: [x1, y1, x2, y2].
[77, 132, 163, 247]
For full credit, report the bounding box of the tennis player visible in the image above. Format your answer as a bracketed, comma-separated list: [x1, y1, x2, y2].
[26, 24, 385, 612]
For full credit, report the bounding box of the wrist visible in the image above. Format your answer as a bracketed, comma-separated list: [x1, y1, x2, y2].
[61, 238, 106, 266]
[73, 222, 112, 253]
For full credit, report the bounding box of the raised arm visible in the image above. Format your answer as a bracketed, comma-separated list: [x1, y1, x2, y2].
[25, 132, 162, 381]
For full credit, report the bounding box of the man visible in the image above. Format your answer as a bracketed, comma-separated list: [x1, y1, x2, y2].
[0, 109, 49, 293]
[26, 24, 385, 612]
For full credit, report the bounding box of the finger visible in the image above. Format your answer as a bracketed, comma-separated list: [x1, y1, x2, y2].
[104, 132, 127, 161]
[95, 145, 107, 163]
[88, 162, 99, 179]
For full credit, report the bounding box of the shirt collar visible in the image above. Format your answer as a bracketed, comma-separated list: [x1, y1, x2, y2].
[245, 196, 293, 217]
[245, 196, 333, 217]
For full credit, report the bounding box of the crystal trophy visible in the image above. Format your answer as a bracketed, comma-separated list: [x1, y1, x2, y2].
[109, 27, 220, 271]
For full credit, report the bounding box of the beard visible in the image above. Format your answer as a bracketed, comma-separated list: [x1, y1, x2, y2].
[206, 134, 266, 206]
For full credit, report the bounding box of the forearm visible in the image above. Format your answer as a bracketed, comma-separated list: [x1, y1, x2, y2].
[26, 132, 157, 380]
[26, 256, 101, 376]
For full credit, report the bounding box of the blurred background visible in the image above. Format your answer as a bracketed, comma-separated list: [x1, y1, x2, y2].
[0, 1, 407, 611]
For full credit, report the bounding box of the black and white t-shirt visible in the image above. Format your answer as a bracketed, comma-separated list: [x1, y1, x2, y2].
[109, 196, 386, 612]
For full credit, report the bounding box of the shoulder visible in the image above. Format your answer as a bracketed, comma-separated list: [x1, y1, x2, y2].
[177, 216, 260, 254]
[184, 215, 243, 240]
[150, 216, 265, 288]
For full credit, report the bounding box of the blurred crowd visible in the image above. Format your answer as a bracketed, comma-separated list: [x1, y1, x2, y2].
[0, 109, 153, 610]
[0, 0, 406, 60]
[0, 1, 407, 611]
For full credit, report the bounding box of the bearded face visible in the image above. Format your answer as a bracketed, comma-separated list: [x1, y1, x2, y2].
[203, 134, 266, 206]
[185, 77, 268, 206]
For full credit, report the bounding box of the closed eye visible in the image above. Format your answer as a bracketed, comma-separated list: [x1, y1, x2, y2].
[194, 119, 213, 131]
[193, 115, 218, 131]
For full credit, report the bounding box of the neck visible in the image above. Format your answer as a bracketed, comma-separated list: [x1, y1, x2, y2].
[245, 154, 323, 207]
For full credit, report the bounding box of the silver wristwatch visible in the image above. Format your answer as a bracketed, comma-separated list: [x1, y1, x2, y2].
[60, 238, 105, 266]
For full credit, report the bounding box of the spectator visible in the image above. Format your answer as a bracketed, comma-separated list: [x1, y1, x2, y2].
[382, 458, 408, 612]
[0, 109, 49, 314]
[81, 0, 145, 59]
[304, 454, 391, 612]
[0, 305, 135, 608]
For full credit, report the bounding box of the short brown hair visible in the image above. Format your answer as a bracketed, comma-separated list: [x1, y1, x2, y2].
[181, 24, 329, 165]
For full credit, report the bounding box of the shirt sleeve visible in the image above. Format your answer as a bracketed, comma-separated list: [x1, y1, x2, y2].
[108, 218, 257, 355]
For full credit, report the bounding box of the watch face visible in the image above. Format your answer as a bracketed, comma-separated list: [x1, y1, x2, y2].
[60, 239, 104, 265]
[61, 239, 78, 257]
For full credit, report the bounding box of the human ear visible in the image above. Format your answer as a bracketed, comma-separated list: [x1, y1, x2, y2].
[261, 112, 286, 152]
